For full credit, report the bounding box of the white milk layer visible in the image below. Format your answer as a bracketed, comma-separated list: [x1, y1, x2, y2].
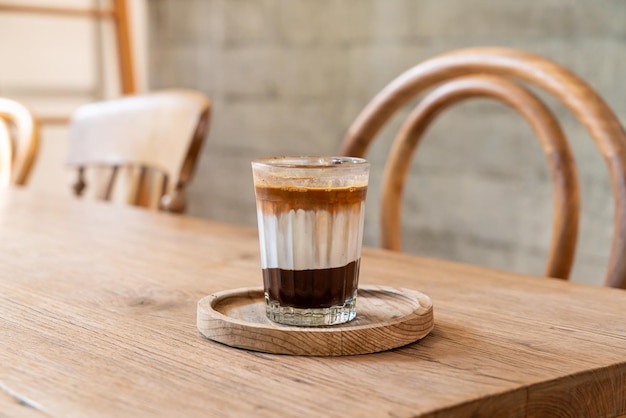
[257, 204, 365, 270]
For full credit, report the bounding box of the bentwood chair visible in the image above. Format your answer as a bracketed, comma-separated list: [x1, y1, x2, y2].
[0, 98, 39, 186]
[340, 47, 626, 289]
[67, 89, 211, 214]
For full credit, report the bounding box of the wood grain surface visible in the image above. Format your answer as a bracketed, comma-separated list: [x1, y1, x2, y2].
[1, 189, 625, 417]
[197, 286, 434, 356]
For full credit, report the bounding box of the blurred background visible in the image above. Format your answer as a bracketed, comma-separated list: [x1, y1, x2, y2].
[2, 0, 625, 285]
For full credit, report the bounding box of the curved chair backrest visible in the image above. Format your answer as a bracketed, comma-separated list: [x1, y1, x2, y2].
[0, 98, 39, 186]
[67, 89, 211, 213]
[0, 119, 12, 187]
[340, 47, 626, 289]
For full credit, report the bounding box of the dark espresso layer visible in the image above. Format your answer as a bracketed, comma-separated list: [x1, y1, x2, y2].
[255, 185, 367, 213]
[263, 260, 360, 308]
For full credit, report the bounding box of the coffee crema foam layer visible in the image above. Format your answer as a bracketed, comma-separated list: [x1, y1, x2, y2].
[255, 185, 366, 270]
[254, 185, 367, 213]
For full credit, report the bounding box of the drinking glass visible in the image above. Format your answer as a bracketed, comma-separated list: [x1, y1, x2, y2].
[251, 156, 370, 326]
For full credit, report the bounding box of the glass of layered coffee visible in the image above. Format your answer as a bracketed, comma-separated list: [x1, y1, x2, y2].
[251, 156, 369, 326]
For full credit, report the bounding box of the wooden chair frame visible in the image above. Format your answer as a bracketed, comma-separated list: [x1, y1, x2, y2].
[341, 47, 626, 289]
[0, 0, 135, 125]
[0, 119, 12, 187]
[381, 75, 579, 280]
[0, 98, 39, 186]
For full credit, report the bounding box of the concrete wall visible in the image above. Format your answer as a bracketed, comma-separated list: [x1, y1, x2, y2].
[147, 0, 626, 286]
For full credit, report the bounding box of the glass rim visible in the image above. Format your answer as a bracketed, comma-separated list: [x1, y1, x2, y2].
[252, 156, 369, 169]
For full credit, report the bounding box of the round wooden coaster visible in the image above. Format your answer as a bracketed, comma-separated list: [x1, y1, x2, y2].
[197, 285, 434, 356]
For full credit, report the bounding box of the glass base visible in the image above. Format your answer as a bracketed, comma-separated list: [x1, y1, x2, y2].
[264, 295, 357, 326]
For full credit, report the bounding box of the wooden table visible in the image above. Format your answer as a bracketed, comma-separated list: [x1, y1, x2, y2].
[1, 189, 625, 417]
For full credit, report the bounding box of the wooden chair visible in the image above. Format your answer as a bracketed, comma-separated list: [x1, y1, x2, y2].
[67, 89, 211, 214]
[0, 119, 12, 187]
[0, 98, 39, 186]
[340, 47, 626, 289]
